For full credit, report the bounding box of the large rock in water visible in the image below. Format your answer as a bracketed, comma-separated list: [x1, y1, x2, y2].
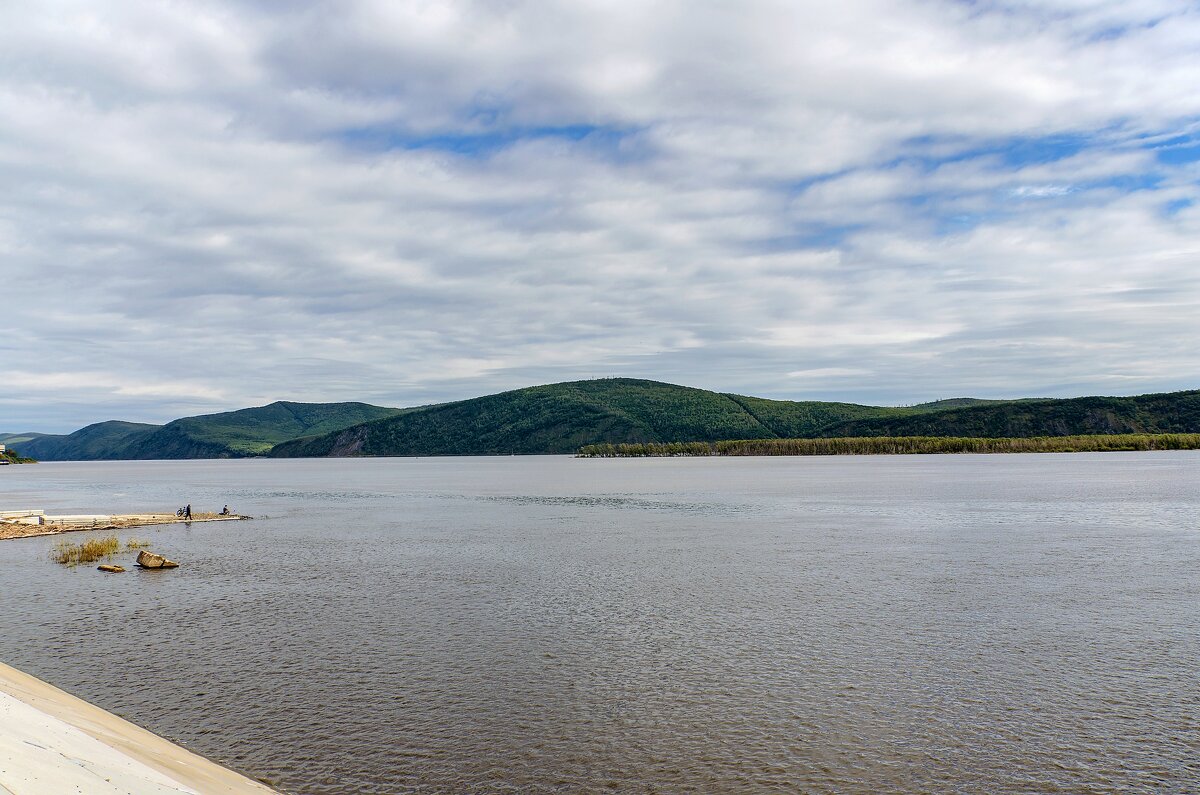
[136, 550, 179, 569]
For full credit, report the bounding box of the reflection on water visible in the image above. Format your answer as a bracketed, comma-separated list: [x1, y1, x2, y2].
[0, 454, 1198, 794]
[478, 493, 759, 515]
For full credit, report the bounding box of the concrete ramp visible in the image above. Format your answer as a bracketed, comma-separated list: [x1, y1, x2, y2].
[0, 662, 278, 795]
[0, 691, 198, 793]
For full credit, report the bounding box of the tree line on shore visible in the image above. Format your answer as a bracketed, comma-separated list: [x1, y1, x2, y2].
[577, 433, 1200, 457]
[0, 447, 35, 464]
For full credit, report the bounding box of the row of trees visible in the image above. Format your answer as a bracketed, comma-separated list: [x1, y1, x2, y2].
[578, 433, 1200, 458]
[579, 441, 717, 457]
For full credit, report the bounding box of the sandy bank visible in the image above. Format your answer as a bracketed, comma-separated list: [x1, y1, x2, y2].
[0, 660, 279, 794]
[0, 513, 247, 541]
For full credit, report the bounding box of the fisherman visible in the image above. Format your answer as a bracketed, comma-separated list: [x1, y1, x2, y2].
[185, 504, 192, 519]
[220, 505, 230, 516]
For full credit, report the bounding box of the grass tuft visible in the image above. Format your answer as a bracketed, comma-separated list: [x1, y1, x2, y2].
[51, 535, 121, 566]
[125, 538, 151, 549]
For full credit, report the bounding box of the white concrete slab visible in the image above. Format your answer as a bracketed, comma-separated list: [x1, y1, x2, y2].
[0, 691, 196, 794]
[0, 663, 278, 795]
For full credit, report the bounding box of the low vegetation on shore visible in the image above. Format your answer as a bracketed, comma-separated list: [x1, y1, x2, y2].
[0, 447, 35, 464]
[578, 433, 1200, 457]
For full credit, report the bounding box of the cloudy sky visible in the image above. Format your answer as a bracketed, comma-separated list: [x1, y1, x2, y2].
[3, 0, 1199, 431]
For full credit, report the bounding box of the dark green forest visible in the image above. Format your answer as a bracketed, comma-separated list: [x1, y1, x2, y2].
[579, 433, 1200, 457]
[270, 379, 905, 457]
[817, 391, 1200, 438]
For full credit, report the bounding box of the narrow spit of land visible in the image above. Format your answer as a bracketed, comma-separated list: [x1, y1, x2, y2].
[0, 511, 247, 541]
[578, 433, 1200, 457]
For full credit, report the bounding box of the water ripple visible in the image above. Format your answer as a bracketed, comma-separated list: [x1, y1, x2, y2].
[0, 454, 1197, 793]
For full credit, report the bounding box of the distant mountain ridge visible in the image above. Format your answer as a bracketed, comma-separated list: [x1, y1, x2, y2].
[270, 380, 897, 457]
[270, 379, 1200, 458]
[11, 421, 160, 461]
[6, 380, 1199, 460]
[0, 433, 49, 445]
[11, 402, 402, 460]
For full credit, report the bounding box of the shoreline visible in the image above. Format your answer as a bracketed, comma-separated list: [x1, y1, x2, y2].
[0, 512, 248, 541]
[0, 659, 279, 794]
[578, 432, 1200, 458]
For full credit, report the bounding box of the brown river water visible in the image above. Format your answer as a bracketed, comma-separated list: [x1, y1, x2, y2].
[0, 454, 1197, 794]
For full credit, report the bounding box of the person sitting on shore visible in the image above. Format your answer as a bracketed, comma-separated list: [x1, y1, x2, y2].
[220, 505, 230, 516]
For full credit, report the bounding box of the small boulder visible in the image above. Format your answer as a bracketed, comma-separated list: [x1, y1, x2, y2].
[136, 550, 180, 569]
[97, 564, 125, 573]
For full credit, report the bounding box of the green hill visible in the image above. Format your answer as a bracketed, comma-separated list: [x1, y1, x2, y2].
[15, 402, 403, 460]
[819, 390, 1200, 438]
[270, 379, 1200, 458]
[16, 421, 161, 461]
[0, 432, 51, 445]
[270, 378, 907, 457]
[723, 394, 905, 438]
[122, 401, 406, 458]
[909, 397, 1012, 411]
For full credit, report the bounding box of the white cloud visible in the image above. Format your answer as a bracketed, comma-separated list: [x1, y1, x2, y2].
[1011, 184, 1075, 197]
[2, 0, 1199, 430]
[787, 368, 872, 379]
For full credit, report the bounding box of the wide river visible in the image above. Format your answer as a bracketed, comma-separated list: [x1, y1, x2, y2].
[0, 454, 1197, 794]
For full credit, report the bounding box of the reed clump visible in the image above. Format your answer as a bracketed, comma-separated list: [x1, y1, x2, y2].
[50, 535, 121, 566]
[578, 441, 717, 457]
[125, 538, 151, 549]
[578, 433, 1200, 457]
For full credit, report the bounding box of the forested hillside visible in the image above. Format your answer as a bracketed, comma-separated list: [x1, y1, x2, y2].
[10, 381, 1199, 460]
[272, 379, 939, 457]
[13, 403, 402, 460]
[818, 391, 1200, 438]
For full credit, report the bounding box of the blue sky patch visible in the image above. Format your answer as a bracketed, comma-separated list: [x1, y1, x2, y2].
[1156, 144, 1200, 165]
[1165, 198, 1193, 216]
[337, 123, 637, 158]
[749, 224, 864, 253]
[888, 131, 1095, 174]
[998, 134, 1089, 167]
[1087, 173, 1163, 193]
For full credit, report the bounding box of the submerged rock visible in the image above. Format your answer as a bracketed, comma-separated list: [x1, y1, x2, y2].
[135, 550, 179, 569]
[97, 564, 125, 573]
